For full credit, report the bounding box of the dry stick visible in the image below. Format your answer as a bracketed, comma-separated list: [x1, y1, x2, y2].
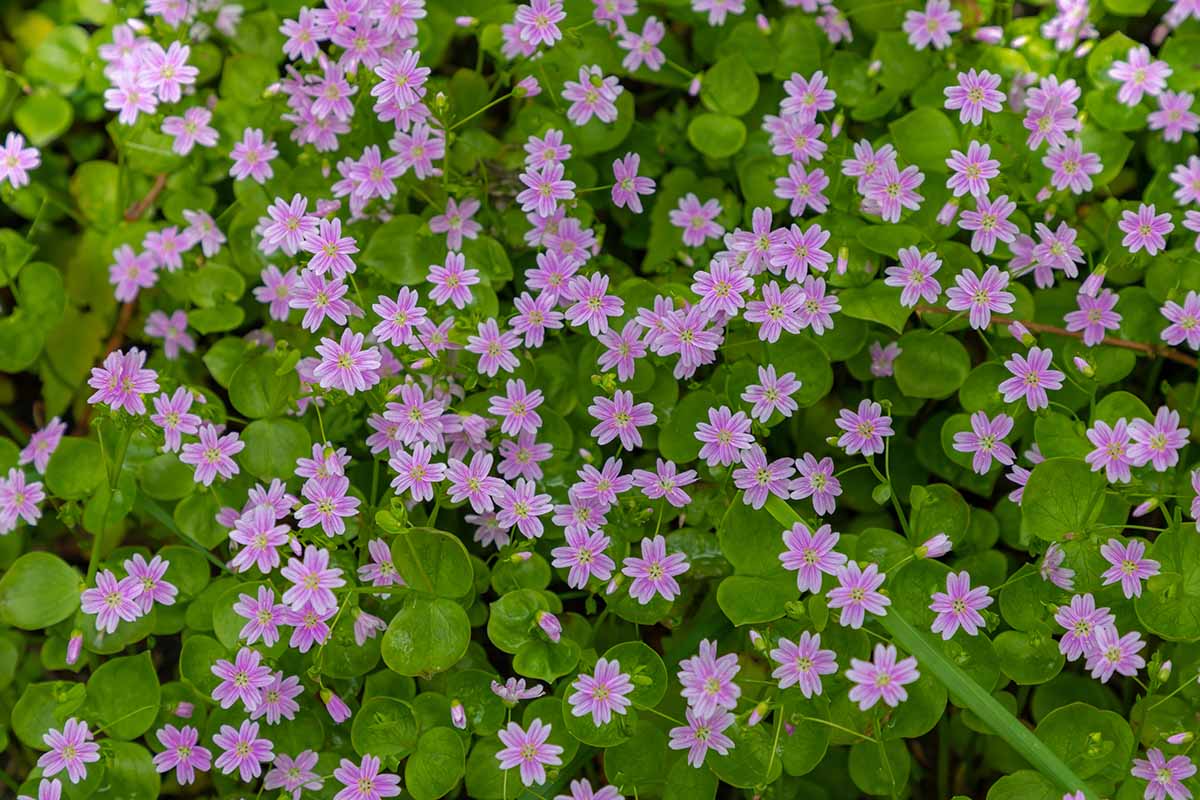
[913, 304, 1198, 368]
[78, 174, 169, 433]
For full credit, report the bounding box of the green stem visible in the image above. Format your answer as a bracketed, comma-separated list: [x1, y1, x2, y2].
[764, 495, 1098, 800]
[796, 715, 877, 743]
[451, 92, 514, 130]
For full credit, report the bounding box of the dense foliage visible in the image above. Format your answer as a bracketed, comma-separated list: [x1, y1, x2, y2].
[2, 0, 1200, 798]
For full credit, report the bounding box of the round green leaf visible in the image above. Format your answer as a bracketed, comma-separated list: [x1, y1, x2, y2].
[687, 113, 747, 159]
[351, 697, 419, 759]
[45, 437, 105, 500]
[893, 331, 971, 399]
[701, 55, 760, 116]
[0, 552, 80, 630]
[390, 528, 474, 599]
[239, 418, 312, 482]
[86, 652, 160, 740]
[1019, 458, 1108, 542]
[382, 596, 471, 677]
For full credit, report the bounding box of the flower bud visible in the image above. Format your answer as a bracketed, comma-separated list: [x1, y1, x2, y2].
[936, 200, 959, 226]
[917, 533, 952, 559]
[830, 111, 844, 139]
[1036, 186, 1052, 203]
[1167, 732, 1193, 745]
[322, 689, 352, 723]
[974, 26, 1004, 45]
[867, 60, 883, 77]
[1073, 357, 1094, 378]
[1080, 265, 1106, 298]
[748, 701, 769, 727]
[749, 629, 766, 651]
[1008, 321, 1035, 347]
[1074, 40, 1095, 59]
[1011, 35, 1029, 47]
[450, 700, 467, 729]
[511, 550, 532, 563]
[836, 246, 849, 275]
[174, 701, 194, 719]
[688, 77, 702, 96]
[1158, 660, 1173, 682]
[1152, 24, 1169, 46]
[455, 15, 476, 27]
[536, 611, 562, 643]
[66, 631, 83, 665]
[756, 14, 770, 33]
[515, 76, 541, 98]
[1133, 499, 1158, 517]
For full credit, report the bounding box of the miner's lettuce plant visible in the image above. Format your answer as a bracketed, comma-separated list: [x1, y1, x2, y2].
[1, 0, 1200, 799]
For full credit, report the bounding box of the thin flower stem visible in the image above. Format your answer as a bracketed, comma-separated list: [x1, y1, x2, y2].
[914, 305, 1199, 367]
[641, 705, 683, 726]
[662, 57, 696, 79]
[765, 708, 784, 781]
[797, 715, 877, 743]
[988, 568, 1036, 595]
[94, 704, 158, 735]
[575, 183, 615, 195]
[450, 92, 514, 130]
[1148, 680, 1192, 711]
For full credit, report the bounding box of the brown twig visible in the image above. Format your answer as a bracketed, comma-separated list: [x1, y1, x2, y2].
[123, 173, 168, 222]
[913, 305, 1199, 368]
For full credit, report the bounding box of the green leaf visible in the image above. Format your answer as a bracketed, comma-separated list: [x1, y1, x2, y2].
[893, 331, 971, 399]
[687, 113, 747, 159]
[71, 161, 123, 228]
[708, 722, 784, 788]
[871, 31, 935, 93]
[218, 53, 278, 105]
[45, 437, 105, 500]
[994, 630, 1064, 685]
[17, 262, 66, 333]
[857, 225, 924, 257]
[717, 574, 795, 624]
[362, 215, 444, 285]
[1102, 0, 1153, 16]
[889, 107, 960, 173]
[487, 588, 549, 654]
[659, 390, 719, 463]
[838, 282, 912, 334]
[352, 697, 419, 759]
[382, 596, 471, 677]
[513, 637, 580, 681]
[1019, 458, 1107, 542]
[849, 738, 911, 796]
[1136, 523, 1200, 640]
[1035, 702, 1134, 781]
[11, 681, 87, 749]
[764, 495, 1100, 800]
[178, 634, 227, 695]
[603, 641, 668, 709]
[0, 311, 45, 373]
[239, 418, 311, 482]
[14, 90, 73, 146]
[92, 741, 160, 800]
[405, 727, 466, 800]
[0, 552, 80, 630]
[86, 653, 160, 739]
[701, 55, 760, 116]
[228, 354, 300, 418]
[663, 756, 718, 799]
[390, 528, 474, 599]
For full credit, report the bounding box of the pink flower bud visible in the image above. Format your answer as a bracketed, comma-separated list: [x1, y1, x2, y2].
[749, 629, 765, 650]
[830, 112, 844, 139]
[511, 551, 532, 563]
[536, 610, 562, 643]
[515, 77, 541, 98]
[1011, 35, 1029, 48]
[1074, 40, 1094, 59]
[748, 701, 769, 727]
[1035, 186, 1052, 203]
[66, 631, 83, 665]
[1167, 732, 1192, 745]
[1133, 499, 1158, 517]
[1073, 357, 1094, 377]
[836, 246, 849, 275]
[917, 533, 951, 559]
[784, 722, 796, 736]
[867, 60, 883, 77]
[455, 15, 476, 27]
[1152, 24, 1169, 46]
[1007, 321, 1031, 343]
[756, 14, 770, 32]
[937, 200, 959, 226]
[174, 702, 194, 719]
[1080, 266, 1106, 298]
[974, 26, 1004, 45]
[450, 700, 467, 729]
[688, 77, 702, 97]
[322, 689, 352, 724]
[1158, 660, 1173, 682]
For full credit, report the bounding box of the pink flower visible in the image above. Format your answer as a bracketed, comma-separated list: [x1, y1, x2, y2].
[491, 677, 545, 705]
[565, 273, 624, 336]
[229, 128, 278, 184]
[1055, 593, 1115, 662]
[211, 646, 273, 711]
[144, 310, 194, 360]
[790, 454, 842, 516]
[618, 17, 666, 73]
[562, 65, 622, 125]
[588, 389, 656, 450]
[0, 467, 43, 532]
[1149, 91, 1199, 142]
[1162, 290, 1200, 350]
[38, 719, 101, 783]
[1171, 156, 1200, 205]
[998, 347, 1064, 411]
[885, 247, 942, 307]
[291, 270, 354, 332]
[929, 571, 993, 639]
[104, 72, 158, 125]
[692, 0, 746, 25]
[944, 68, 1004, 125]
[846, 644, 920, 710]
[733, 446, 794, 509]
[108, 245, 157, 302]
[252, 671, 303, 724]
[623, 534, 689, 604]
[517, 162, 576, 217]
[668, 709, 734, 768]
[152, 724, 211, 785]
[372, 49, 430, 106]
[281, 545, 345, 613]
[946, 141, 999, 198]
[780, 522, 846, 593]
[1119, 203, 1174, 255]
[213, 720, 274, 783]
[1129, 406, 1189, 471]
[18, 416, 65, 474]
[569, 657, 634, 726]
[1100, 538, 1160, 599]
[678, 639, 741, 716]
[745, 281, 804, 342]
[302, 217, 358, 278]
[233, 585, 286, 645]
[141, 41, 197, 102]
[776, 163, 830, 217]
[1043, 138, 1103, 194]
[467, 318, 521, 376]
[864, 163, 925, 223]
[869, 340, 901, 377]
[512, 291, 564, 348]
[769, 223, 831, 282]
[315, 330, 382, 395]
[1040, 542, 1075, 591]
[428, 197, 482, 250]
[1085, 418, 1135, 483]
[742, 364, 801, 423]
[1109, 45, 1171, 106]
[959, 194, 1018, 255]
[1131, 749, 1197, 800]
[178, 423, 243, 485]
[953, 411, 1015, 474]
[770, 632, 838, 696]
[782, 70, 836, 120]
[695, 405, 754, 467]
[946, 266, 1014, 329]
[1085, 627, 1146, 683]
[265, 750, 323, 798]
[124, 553, 176, 613]
[669, 193, 725, 247]
[496, 478, 552, 539]
[80, 569, 143, 633]
[0, 132, 40, 188]
[827, 561, 890, 629]
[631, 459, 697, 508]
[693, 259, 753, 316]
[1064, 290, 1121, 347]
[835, 399, 894, 456]
[842, 140, 897, 193]
[551, 528, 615, 589]
[496, 719, 563, 787]
[333, 755, 400, 800]
[798, 276, 840, 334]
[297, 474, 361, 536]
[427, 251, 479, 309]
[903, 0, 961, 50]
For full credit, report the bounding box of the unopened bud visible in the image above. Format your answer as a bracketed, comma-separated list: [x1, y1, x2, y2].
[917, 533, 952, 559]
[1073, 357, 1094, 378]
[1008, 322, 1034, 346]
[515, 76, 541, 98]
[1158, 660, 1173, 682]
[1152, 24, 1170, 46]
[66, 631, 83, 665]
[174, 701, 194, 719]
[450, 700, 467, 729]
[937, 200, 959, 226]
[321, 689, 352, 724]
[1167, 731, 1193, 745]
[830, 111, 844, 139]
[867, 60, 883, 77]
[1074, 40, 1095, 59]
[688, 77, 702, 96]
[1036, 186, 1052, 203]
[1133, 499, 1158, 517]
[836, 247, 848, 275]
[974, 26, 1004, 45]
[749, 629, 766, 651]
[748, 702, 769, 727]
[536, 610, 562, 643]
[455, 15, 476, 27]
[511, 551, 532, 563]
[1011, 35, 1029, 48]
[1080, 265, 1106, 298]
[756, 13, 770, 33]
